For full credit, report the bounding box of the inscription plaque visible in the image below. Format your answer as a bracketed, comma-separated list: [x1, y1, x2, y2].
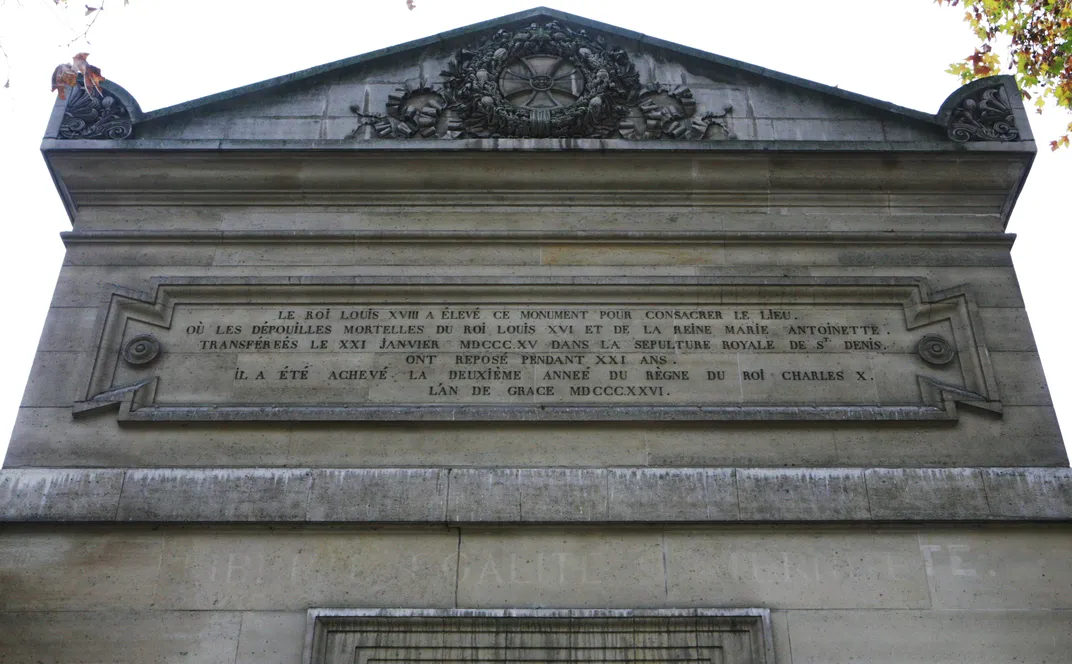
[76, 278, 1001, 422]
[304, 609, 775, 664]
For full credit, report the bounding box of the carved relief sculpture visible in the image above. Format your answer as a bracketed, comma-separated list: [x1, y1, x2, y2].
[58, 84, 134, 140]
[946, 83, 1019, 142]
[351, 21, 734, 140]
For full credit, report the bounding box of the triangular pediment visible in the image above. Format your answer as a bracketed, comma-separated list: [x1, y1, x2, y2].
[47, 7, 1031, 147]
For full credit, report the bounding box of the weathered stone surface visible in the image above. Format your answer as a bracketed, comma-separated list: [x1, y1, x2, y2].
[831, 405, 1066, 467]
[664, 529, 931, 609]
[4, 467, 1072, 523]
[307, 468, 447, 522]
[447, 469, 521, 522]
[456, 530, 664, 608]
[236, 611, 307, 664]
[155, 528, 458, 610]
[990, 351, 1054, 406]
[35, 307, 99, 352]
[0, 468, 122, 521]
[116, 469, 313, 521]
[984, 467, 1072, 518]
[737, 468, 869, 520]
[518, 469, 608, 522]
[0, 610, 242, 663]
[19, 351, 87, 407]
[0, 529, 163, 610]
[865, 468, 991, 520]
[920, 528, 1072, 609]
[607, 468, 737, 521]
[786, 609, 1072, 663]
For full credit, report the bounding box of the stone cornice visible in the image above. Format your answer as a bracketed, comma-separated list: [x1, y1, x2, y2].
[42, 149, 1032, 226]
[2, 467, 1069, 524]
[58, 230, 1017, 246]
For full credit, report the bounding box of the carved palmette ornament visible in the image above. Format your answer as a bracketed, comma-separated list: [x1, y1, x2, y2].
[947, 85, 1019, 143]
[350, 20, 734, 140]
[58, 84, 133, 140]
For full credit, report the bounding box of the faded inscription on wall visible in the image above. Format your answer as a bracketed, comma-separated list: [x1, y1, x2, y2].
[79, 281, 1000, 421]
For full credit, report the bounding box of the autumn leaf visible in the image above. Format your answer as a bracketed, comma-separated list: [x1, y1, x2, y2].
[50, 63, 77, 99]
[406, 0, 415, 9]
[937, 0, 1072, 148]
[73, 52, 105, 96]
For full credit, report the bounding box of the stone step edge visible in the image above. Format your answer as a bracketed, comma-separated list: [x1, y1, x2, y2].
[1, 467, 1070, 524]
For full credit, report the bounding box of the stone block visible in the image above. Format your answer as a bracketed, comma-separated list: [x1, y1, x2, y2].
[746, 84, 880, 121]
[238, 83, 330, 116]
[664, 528, 930, 609]
[865, 468, 990, 520]
[540, 244, 725, 266]
[306, 468, 447, 522]
[769, 610, 792, 664]
[832, 406, 1066, 467]
[770, 119, 886, 141]
[447, 469, 521, 522]
[0, 610, 242, 663]
[919, 528, 1072, 609]
[225, 117, 323, 140]
[35, 307, 98, 352]
[984, 467, 1072, 518]
[737, 468, 870, 520]
[353, 243, 541, 266]
[990, 351, 1053, 405]
[155, 527, 458, 610]
[0, 530, 163, 610]
[786, 609, 1072, 663]
[977, 306, 1038, 351]
[6, 406, 294, 468]
[0, 468, 122, 520]
[236, 611, 308, 664]
[116, 469, 313, 521]
[212, 243, 354, 267]
[644, 424, 838, 467]
[63, 243, 217, 266]
[289, 423, 647, 469]
[607, 468, 737, 521]
[19, 351, 89, 407]
[456, 529, 665, 608]
[518, 469, 608, 522]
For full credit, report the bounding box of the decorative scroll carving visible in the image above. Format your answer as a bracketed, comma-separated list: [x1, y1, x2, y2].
[350, 20, 734, 140]
[58, 84, 133, 140]
[946, 85, 1019, 142]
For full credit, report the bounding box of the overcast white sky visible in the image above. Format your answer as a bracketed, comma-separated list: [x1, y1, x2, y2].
[0, 0, 1067, 465]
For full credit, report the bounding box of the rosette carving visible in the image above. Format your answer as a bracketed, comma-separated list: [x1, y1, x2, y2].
[349, 20, 734, 140]
[58, 85, 133, 140]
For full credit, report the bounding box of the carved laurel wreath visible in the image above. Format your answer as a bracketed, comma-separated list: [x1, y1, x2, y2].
[441, 21, 640, 138]
[352, 21, 734, 141]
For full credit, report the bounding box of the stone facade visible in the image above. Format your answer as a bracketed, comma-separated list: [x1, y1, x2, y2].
[2, 8, 1069, 663]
